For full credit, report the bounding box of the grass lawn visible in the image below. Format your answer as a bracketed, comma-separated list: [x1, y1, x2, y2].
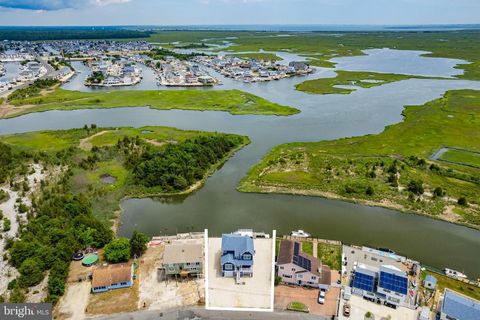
[422, 270, 480, 301]
[1, 128, 89, 152]
[317, 243, 342, 271]
[2, 88, 298, 118]
[302, 241, 314, 256]
[296, 71, 435, 95]
[239, 89, 480, 228]
[440, 149, 480, 168]
[287, 301, 309, 312]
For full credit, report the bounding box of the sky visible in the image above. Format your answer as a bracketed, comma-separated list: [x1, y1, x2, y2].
[0, 0, 479, 26]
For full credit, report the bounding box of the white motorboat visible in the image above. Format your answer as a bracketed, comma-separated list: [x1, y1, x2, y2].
[290, 230, 310, 238]
[444, 268, 467, 279]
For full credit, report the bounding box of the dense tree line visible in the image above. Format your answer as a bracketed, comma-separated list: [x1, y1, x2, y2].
[0, 142, 29, 184]
[0, 29, 151, 41]
[130, 135, 245, 191]
[8, 187, 112, 303]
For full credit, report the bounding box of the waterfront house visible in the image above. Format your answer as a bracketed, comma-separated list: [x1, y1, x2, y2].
[91, 263, 134, 293]
[440, 288, 480, 320]
[342, 245, 418, 308]
[221, 233, 254, 278]
[277, 239, 331, 289]
[162, 240, 203, 277]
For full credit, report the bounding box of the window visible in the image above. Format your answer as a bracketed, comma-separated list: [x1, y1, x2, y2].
[298, 274, 303, 279]
[371, 257, 378, 261]
[311, 276, 316, 280]
[224, 264, 233, 270]
[243, 253, 252, 260]
[279, 266, 284, 270]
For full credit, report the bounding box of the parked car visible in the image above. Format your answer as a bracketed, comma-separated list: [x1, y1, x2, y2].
[318, 289, 326, 304]
[343, 303, 351, 317]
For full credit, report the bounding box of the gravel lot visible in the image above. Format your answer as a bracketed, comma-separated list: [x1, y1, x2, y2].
[274, 284, 339, 317]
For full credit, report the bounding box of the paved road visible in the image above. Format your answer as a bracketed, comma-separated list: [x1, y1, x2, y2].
[91, 306, 329, 320]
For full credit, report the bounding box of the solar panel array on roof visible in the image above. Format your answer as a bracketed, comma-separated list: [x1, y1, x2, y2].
[353, 271, 376, 292]
[297, 255, 311, 271]
[379, 271, 408, 295]
[294, 242, 300, 256]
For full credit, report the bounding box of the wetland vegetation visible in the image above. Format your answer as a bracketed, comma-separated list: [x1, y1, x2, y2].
[1, 87, 298, 118]
[295, 71, 437, 95]
[239, 89, 480, 228]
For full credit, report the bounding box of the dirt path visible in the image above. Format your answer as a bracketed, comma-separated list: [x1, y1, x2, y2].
[144, 139, 167, 147]
[79, 130, 111, 151]
[56, 282, 91, 320]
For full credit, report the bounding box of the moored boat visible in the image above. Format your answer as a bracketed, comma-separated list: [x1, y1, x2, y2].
[290, 229, 310, 238]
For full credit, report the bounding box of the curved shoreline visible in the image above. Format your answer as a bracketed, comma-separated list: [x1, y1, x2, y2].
[237, 183, 480, 231]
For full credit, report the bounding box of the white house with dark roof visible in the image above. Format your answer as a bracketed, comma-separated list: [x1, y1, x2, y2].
[276, 239, 331, 289]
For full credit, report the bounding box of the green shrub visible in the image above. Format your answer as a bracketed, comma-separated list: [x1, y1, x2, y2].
[104, 238, 131, 263]
[18, 257, 44, 287]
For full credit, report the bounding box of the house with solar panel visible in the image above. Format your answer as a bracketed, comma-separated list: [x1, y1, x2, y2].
[440, 288, 480, 320]
[277, 239, 331, 289]
[351, 264, 409, 307]
[220, 233, 254, 279]
[342, 245, 420, 308]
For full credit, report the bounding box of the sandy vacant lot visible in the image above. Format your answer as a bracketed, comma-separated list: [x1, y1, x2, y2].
[139, 244, 204, 311]
[338, 295, 417, 320]
[56, 282, 91, 320]
[207, 237, 273, 310]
